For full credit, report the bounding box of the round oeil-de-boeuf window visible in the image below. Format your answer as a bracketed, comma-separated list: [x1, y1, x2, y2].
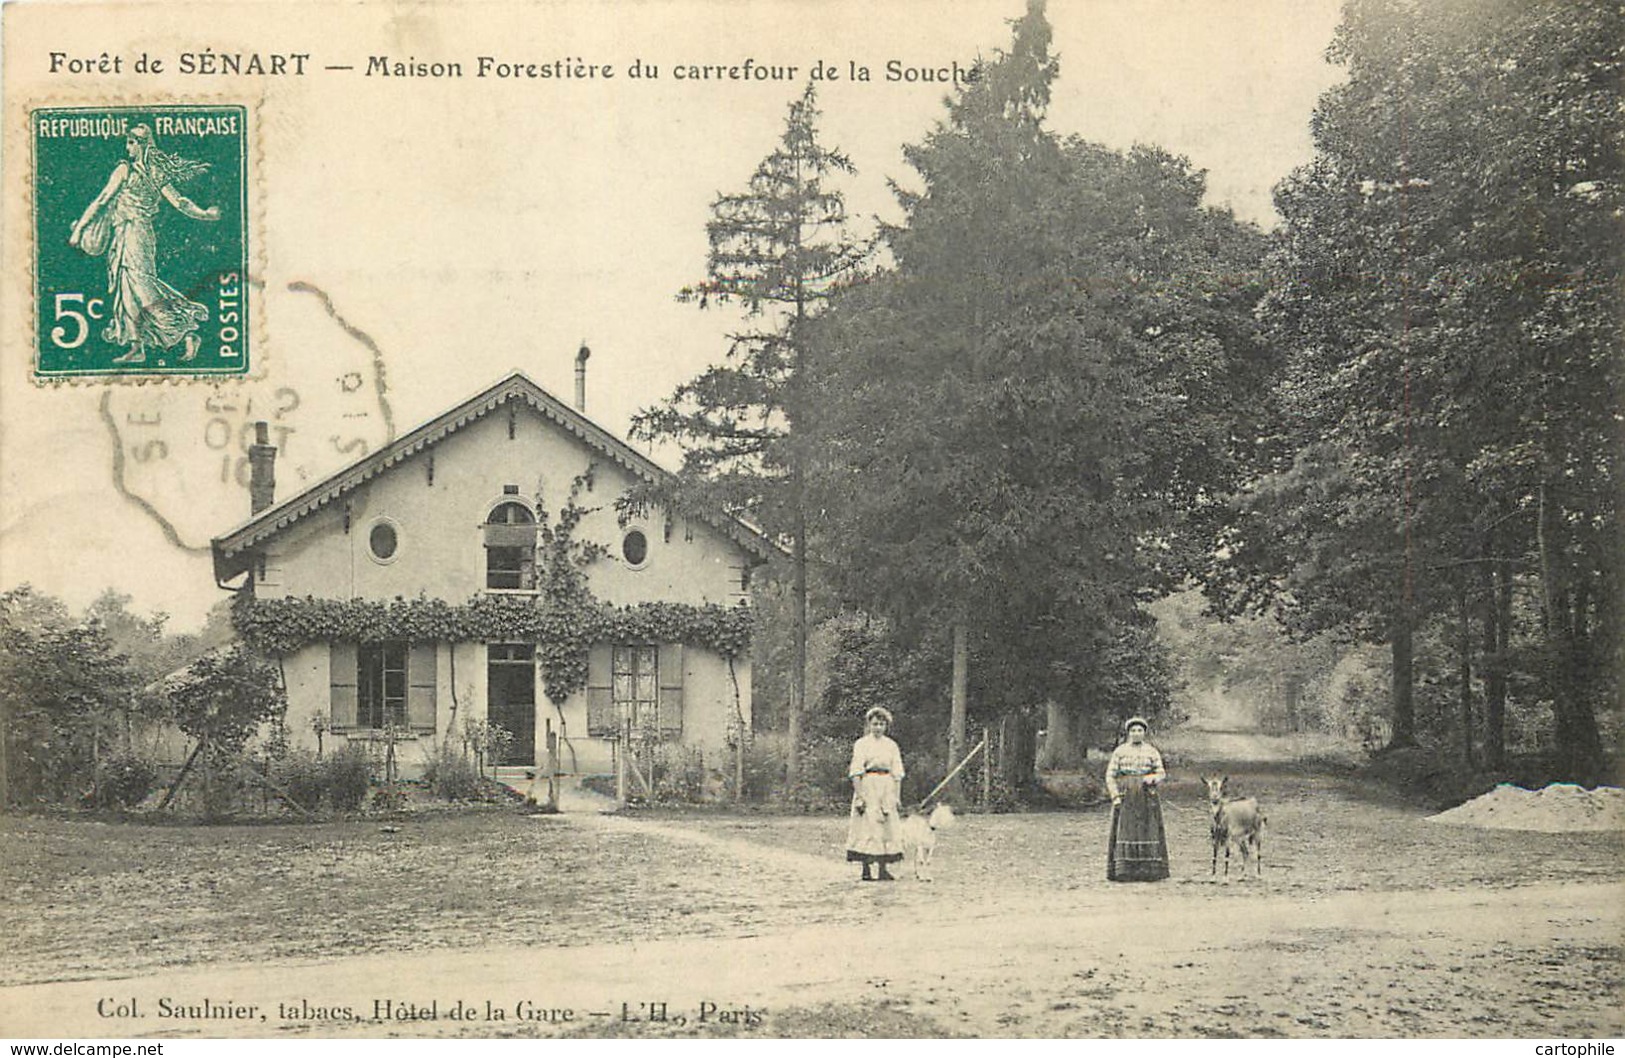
[622, 528, 648, 567]
[368, 520, 399, 562]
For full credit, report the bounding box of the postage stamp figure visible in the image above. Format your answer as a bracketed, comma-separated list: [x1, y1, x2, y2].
[33, 106, 248, 378]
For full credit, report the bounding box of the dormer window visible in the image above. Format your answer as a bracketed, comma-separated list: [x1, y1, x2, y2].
[484, 500, 536, 590]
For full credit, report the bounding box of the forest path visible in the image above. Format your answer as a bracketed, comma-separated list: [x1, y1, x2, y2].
[1158, 724, 1341, 766]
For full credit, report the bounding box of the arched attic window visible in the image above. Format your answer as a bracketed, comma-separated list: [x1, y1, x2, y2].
[484, 500, 537, 590]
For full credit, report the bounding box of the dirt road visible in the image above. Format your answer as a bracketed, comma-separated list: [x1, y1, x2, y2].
[3, 871, 1617, 1038]
[2, 731, 1620, 1038]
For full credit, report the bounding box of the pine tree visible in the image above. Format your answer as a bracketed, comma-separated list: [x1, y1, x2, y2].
[628, 83, 867, 789]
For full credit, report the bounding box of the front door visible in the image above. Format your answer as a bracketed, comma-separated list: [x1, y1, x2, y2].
[487, 643, 536, 766]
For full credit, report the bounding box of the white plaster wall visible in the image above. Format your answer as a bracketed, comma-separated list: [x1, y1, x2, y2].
[257, 407, 750, 608]
[278, 642, 329, 749]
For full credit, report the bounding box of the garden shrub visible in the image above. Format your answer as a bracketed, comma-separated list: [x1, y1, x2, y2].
[371, 785, 407, 813]
[746, 733, 852, 811]
[324, 744, 373, 812]
[97, 753, 156, 809]
[424, 745, 484, 802]
[650, 744, 707, 804]
[275, 750, 326, 813]
[197, 749, 252, 819]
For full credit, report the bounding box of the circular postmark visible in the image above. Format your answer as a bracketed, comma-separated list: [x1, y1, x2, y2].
[102, 279, 395, 551]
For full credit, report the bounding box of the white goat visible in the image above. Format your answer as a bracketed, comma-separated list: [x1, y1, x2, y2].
[1202, 775, 1264, 880]
[898, 803, 956, 881]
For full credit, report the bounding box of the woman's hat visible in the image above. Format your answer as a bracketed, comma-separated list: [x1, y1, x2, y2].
[1123, 716, 1150, 733]
[864, 706, 894, 726]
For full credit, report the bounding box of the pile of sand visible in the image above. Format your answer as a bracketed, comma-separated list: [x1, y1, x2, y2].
[1428, 783, 1625, 833]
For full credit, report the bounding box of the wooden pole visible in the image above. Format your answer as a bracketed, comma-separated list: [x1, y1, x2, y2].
[981, 725, 992, 805]
[233, 757, 316, 820]
[616, 717, 628, 803]
[918, 738, 985, 809]
[546, 728, 559, 811]
[158, 740, 205, 811]
[998, 716, 1008, 779]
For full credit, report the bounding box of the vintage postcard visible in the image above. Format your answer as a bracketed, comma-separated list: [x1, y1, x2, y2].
[1, 0, 1619, 1044]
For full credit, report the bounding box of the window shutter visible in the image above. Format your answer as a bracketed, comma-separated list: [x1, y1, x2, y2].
[483, 524, 536, 549]
[657, 643, 684, 739]
[329, 642, 358, 729]
[407, 643, 437, 733]
[586, 643, 615, 737]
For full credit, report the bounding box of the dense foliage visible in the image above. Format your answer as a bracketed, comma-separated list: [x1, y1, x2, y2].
[802, 0, 1266, 777]
[233, 593, 754, 704]
[167, 643, 286, 756]
[0, 586, 235, 807]
[1211, 0, 1621, 778]
[0, 587, 141, 804]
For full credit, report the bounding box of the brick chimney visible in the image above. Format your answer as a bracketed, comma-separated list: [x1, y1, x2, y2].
[575, 342, 591, 412]
[248, 420, 277, 514]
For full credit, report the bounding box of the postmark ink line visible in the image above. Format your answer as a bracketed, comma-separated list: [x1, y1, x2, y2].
[98, 389, 210, 554]
[287, 280, 396, 442]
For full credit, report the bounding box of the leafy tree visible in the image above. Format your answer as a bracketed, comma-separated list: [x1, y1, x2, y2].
[85, 590, 203, 683]
[1221, 0, 1620, 776]
[167, 643, 286, 757]
[628, 83, 868, 788]
[0, 586, 139, 805]
[806, 0, 1268, 784]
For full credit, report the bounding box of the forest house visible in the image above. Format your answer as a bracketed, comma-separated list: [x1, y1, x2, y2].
[210, 369, 771, 784]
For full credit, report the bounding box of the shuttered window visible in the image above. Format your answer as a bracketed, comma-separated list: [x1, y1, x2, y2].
[406, 643, 437, 733]
[484, 501, 536, 590]
[615, 645, 658, 735]
[330, 642, 358, 728]
[357, 642, 408, 729]
[584, 643, 684, 740]
[585, 643, 615, 737]
[331, 641, 436, 732]
[657, 643, 684, 737]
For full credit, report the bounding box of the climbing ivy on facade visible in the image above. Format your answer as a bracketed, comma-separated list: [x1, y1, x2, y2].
[232, 593, 754, 704]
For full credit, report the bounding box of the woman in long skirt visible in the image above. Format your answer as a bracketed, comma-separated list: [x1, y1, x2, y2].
[846, 706, 905, 882]
[1106, 717, 1169, 882]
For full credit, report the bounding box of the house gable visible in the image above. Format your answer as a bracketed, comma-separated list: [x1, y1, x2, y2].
[211, 372, 774, 605]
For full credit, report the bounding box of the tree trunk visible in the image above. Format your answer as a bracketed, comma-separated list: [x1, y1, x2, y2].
[0, 692, 10, 811]
[1457, 580, 1474, 768]
[1390, 611, 1416, 748]
[1481, 545, 1508, 769]
[948, 623, 968, 796]
[1036, 699, 1082, 769]
[1538, 483, 1603, 780]
[784, 176, 809, 797]
[997, 710, 1038, 793]
[785, 503, 807, 791]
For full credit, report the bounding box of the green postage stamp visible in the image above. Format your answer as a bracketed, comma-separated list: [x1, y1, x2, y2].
[32, 105, 249, 378]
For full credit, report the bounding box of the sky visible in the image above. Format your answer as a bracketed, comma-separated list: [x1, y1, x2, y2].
[0, 0, 1347, 630]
